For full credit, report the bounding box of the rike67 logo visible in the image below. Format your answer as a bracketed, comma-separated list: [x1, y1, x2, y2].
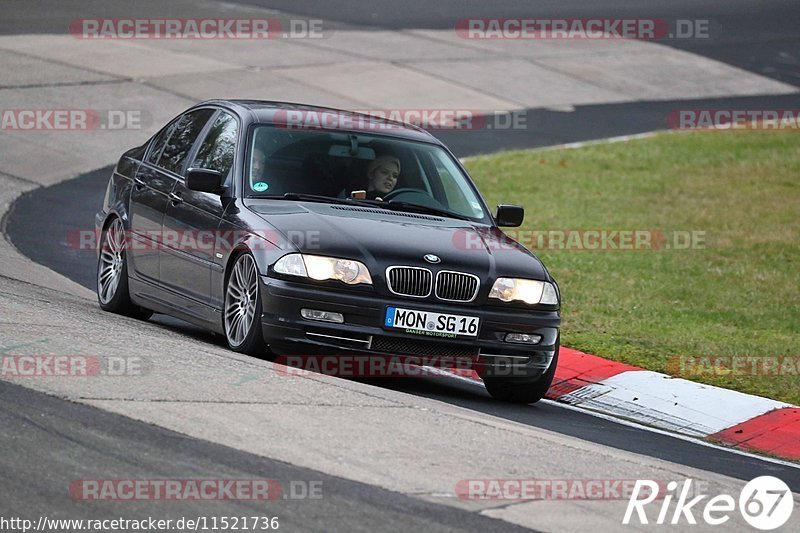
[624, 476, 794, 529]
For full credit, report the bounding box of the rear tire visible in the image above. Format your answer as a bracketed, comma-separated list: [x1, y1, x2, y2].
[224, 252, 268, 356]
[96, 217, 153, 320]
[483, 340, 559, 404]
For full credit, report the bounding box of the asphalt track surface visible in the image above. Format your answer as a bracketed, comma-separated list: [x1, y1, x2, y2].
[0, 379, 532, 533]
[5, 167, 800, 495]
[2, 1, 798, 86]
[2, 1, 800, 530]
[174, 0, 800, 86]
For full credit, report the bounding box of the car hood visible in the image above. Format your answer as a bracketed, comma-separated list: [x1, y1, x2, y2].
[245, 200, 549, 281]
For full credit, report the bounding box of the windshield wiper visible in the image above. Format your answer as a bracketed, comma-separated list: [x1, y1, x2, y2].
[259, 194, 473, 220]
[260, 193, 374, 207]
[365, 200, 472, 221]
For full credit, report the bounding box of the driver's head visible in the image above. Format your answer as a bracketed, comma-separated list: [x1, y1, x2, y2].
[367, 155, 400, 195]
[251, 147, 266, 179]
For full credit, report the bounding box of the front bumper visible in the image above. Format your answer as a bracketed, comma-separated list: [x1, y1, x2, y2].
[260, 276, 560, 379]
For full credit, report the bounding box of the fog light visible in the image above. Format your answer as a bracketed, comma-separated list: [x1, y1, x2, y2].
[301, 309, 344, 324]
[504, 333, 542, 345]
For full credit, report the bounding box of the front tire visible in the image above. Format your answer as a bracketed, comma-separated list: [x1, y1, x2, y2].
[224, 252, 268, 356]
[96, 217, 152, 320]
[483, 341, 559, 404]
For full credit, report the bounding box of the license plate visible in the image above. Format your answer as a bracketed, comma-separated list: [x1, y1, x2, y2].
[385, 307, 480, 338]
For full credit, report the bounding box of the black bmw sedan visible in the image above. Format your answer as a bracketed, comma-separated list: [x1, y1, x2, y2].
[95, 100, 561, 403]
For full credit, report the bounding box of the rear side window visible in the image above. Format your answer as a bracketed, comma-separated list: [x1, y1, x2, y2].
[146, 121, 177, 166]
[156, 109, 215, 174]
[192, 112, 238, 178]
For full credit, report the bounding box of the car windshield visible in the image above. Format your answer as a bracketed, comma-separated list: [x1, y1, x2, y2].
[246, 125, 489, 221]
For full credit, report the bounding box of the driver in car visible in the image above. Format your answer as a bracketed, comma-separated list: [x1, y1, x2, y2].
[366, 155, 400, 200]
[251, 147, 267, 180]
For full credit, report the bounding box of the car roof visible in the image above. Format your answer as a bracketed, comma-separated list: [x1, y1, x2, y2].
[193, 99, 442, 144]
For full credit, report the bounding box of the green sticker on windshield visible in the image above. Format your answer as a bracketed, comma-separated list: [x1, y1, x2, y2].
[253, 182, 269, 192]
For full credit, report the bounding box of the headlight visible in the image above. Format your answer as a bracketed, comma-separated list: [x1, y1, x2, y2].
[489, 278, 558, 305]
[273, 254, 372, 285]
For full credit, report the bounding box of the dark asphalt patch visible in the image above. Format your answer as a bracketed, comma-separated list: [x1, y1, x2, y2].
[0, 379, 534, 533]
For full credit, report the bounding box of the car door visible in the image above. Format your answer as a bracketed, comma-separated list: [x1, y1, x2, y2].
[160, 110, 238, 315]
[127, 118, 180, 284]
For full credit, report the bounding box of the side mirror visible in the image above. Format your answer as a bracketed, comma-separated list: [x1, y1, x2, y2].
[495, 204, 524, 227]
[186, 168, 223, 194]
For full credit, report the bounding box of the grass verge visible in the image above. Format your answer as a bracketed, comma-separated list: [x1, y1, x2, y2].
[465, 130, 800, 405]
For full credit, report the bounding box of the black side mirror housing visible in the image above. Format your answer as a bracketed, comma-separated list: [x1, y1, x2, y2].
[495, 204, 524, 227]
[186, 168, 223, 194]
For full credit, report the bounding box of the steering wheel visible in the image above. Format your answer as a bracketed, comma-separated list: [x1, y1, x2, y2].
[381, 188, 426, 201]
[380, 188, 447, 210]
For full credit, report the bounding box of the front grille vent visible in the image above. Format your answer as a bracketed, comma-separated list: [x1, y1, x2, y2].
[386, 266, 432, 298]
[435, 271, 480, 302]
[371, 336, 479, 358]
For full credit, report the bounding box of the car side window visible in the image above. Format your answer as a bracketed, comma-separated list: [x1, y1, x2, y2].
[157, 109, 215, 175]
[146, 120, 178, 166]
[192, 112, 238, 178]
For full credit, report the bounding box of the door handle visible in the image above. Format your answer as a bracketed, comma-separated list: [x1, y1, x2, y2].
[169, 192, 183, 204]
[133, 177, 146, 189]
